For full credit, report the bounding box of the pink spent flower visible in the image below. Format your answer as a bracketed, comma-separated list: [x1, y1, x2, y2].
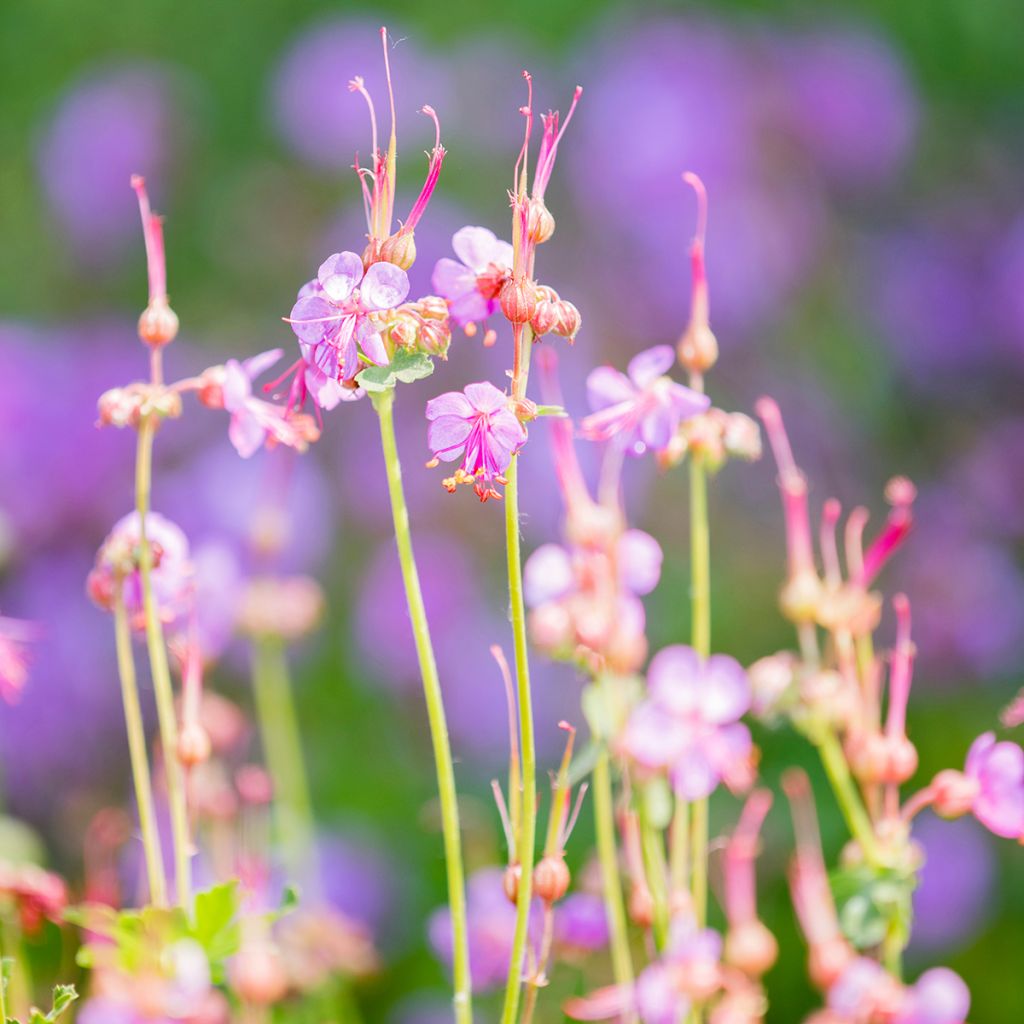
[581, 346, 710, 456]
[963, 732, 1024, 838]
[431, 226, 514, 328]
[426, 381, 527, 502]
[287, 252, 408, 386]
[620, 645, 754, 799]
[0, 615, 38, 704]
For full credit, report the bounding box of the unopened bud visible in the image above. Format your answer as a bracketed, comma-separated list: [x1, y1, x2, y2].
[677, 321, 718, 375]
[236, 764, 273, 806]
[527, 198, 556, 244]
[529, 603, 574, 654]
[725, 920, 778, 977]
[97, 387, 144, 428]
[378, 229, 417, 270]
[503, 863, 522, 905]
[197, 366, 227, 409]
[628, 881, 654, 928]
[500, 276, 538, 324]
[931, 769, 979, 819]
[808, 937, 852, 990]
[884, 734, 918, 784]
[418, 317, 451, 359]
[177, 723, 211, 767]
[533, 855, 570, 903]
[138, 300, 179, 347]
[779, 571, 823, 624]
[530, 296, 560, 337]
[230, 942, 288, 1005]
[552, 300, 581, 341]
[748, 652, 796, 718]
[723, 413, 762, 461]
[847, 730, 890, 785]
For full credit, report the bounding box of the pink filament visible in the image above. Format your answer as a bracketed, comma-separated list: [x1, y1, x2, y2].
[885, 594, 915, 739]
[130, 175, 167, 303]
[723, 789, 773, 925]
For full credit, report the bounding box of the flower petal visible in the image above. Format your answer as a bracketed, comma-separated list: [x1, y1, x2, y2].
[228, 409, 266, 459]
[242, 348, 284, 382]
[452, 225, 507, 272]
[523, 544, 574, 607]
[464, 381, 509, 414]
[425, 391, 474, 421]
[586, 366, 635, 413]
[618, 530, 663, 596]
[221, 359, 252, 412]
[428, 416, 473, 461]
[699, 654, 751, 725]
[627, 345, 675, 388]
[289, 295, 338, 346]
[361, 261, 410, 310]
[317, 251, 364, 302]
[647, 645, 704, 717]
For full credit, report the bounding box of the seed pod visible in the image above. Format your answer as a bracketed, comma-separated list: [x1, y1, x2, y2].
[177, 723, 212, 767]
[552, 300, 581, 341]
[533, 855, 570, 903]
[500, 276, 538, 324]
[138, 300, 179, 347]
[527, 197, 556, 244]
[378, 229, 417, 270]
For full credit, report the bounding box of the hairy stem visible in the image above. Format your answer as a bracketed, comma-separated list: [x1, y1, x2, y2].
[135, 414, 191, 906]
[372, 390, 471, 1024]
[113, 580, 167, 906]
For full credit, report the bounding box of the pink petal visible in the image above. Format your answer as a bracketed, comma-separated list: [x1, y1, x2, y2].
[425, 392, 474, 421]
[242, 348, 283, 382]
[356, 319, 388, 366]
[639, 400, 676, 452]
[317, 251, 364, 302]
[618, 530, 663, 596]
[221, 360, 252, 412]
[228, 409, 266, 459]
[667, 380, 712, 419]
[523, 544, 574, 607]
[627, 345, 675, 388]
[464, 381, 508, 414]
[670, 743, 719, 800]
[289, 295, 337, 346]
[361, 261, 410, 311]
[620, 702, 688, 770]
[648, 645, 704, 716]
[428, 416, 472, 460]
[432, 258, 477, 301]
[586, 366, 636, 413]
[699, 655, 751, 725]
[452, 225, 509, 272]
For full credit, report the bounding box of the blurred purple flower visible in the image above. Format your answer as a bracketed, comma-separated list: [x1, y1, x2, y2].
[897, 968, 971, 1024]
[37, 64, 189, 262]
[432, 226, 513, 327]
[270, 18, 452, 170]
[910, 813, 993, 955]
[963, 732, 1024, 839]
[777, 29, 917, 188]
[554, 892, 609, 953]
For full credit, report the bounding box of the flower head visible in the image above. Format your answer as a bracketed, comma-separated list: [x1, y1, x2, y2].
[426, 382, 527, 501]
[431, 226, 514, 329]
[581, 346, 710, 456]
[962, 732, 1024, 838]
[620, 645, 753, 799]
[0, 615, 37, 704]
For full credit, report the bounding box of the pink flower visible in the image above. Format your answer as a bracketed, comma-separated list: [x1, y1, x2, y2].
[431, 226, 513, 327]
[580, 346, 710, 456]
[0, 616, 37, 704]
[963, 732, 1024, 838]
[287, 252, 408, 387]
[217, 349, 316, 458]
[895, 968, 971, 1024]
[620, 645, 753, 799]
[426, 382, 527, 501]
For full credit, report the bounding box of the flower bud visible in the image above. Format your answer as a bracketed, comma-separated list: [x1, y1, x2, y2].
[723, 413, 762, 462]
[931, 769, 979, 819]
[884, 734, 918, 784]
[529, 603, 574, 654]
[628, 881, 654, 928]
[779, 570, 823, 624]
[552, 300, 581, 341]
[748, 652, 796, 718]
[138, 299, 179, 347]
[500, 276, 538, 324]
[378, 229, 417, 270]
[230, 942, 288, 1005]
[177, 723, 211, 767]
[533, 855, 570, 903]
[847, 730, 889, 785]
[527, 197, 556, 244]
[503, 863, 522, 905]
[725, 920, 778, 977]
[97, 387, 144, 428]
[236, 764, 273, 806]
[808, 937, 852, 990]
[418, 317, 451, 359]
[677, 321, 718, 376]
[530, 296, 560, 337]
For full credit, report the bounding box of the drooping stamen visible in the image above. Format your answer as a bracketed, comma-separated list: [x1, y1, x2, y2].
[544, 720, 576, 856]
[532, 85, 583, 201]
[885, 594, 915, 739]
[130, 175, 167, 304]
[723, 789, 773, 926]
[820, 499, 843, 589]
[492, 644, 522, 841]
[756, 397, 816, 580]
[858, 477, 916, 586]
[349, 75, 383, 237]
[403, 105, 446, 232]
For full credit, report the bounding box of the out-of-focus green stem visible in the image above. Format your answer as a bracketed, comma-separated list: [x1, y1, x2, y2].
[499, 453, 537, 1024]
[251, 635, 317, 888]
[113, 580, 167, 906]
[135, 413, 191, 906]
[372, 390, 471, 1024]
[816, 729, 883, 867]
[639, 804, 669, 949]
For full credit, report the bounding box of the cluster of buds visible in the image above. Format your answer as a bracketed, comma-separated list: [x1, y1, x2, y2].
[97, 381, 183, 429]
[378, 295, 452, 359]
[237, 575, 324, 641]
[529, 284, 581, 342]
[658, 407, 763, 471]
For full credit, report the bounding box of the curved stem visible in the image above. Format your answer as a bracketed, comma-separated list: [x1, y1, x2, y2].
[250, 635, 318, 891]
[499, 453, 537, 1024]
[113, 580, 167, 907]
[135, 414, 191, 906]
[371, 391, 472, 1024]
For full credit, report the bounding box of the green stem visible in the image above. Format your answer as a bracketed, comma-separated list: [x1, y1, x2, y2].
[499, 453, 537, 1024]
[669, 797, 690, 896]
[688, 453, 711, 928]
[638, 804, 669, 949]
[113, 581, 167, 906]
[593, 751, 636, 1003]
[134, 414, 191, 907]
[251, 635, 318, 889]
[816, 729, 884, 867]
[371, 391, 471, 1024]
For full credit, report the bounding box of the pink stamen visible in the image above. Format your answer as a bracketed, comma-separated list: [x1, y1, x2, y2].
[844, 506, 870, 582]
[403, 106, 446, 231]
[682, 172, 709, 324]
[858, 477, 916, 585]
[533, 85, 582, 201]
[820, 499, 843, 588]
[885, 594, 915, 739]
[724, 789, 773, 926]
[130, 175, 167, 303]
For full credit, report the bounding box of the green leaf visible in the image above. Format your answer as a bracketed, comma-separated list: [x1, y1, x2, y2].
[191, 880, 241, 967]
[356, 349, 435, 392]
[20, 983, 78, 1024]
[831, 864, 916, 951]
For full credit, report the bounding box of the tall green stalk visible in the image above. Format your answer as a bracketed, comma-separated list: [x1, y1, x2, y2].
[499, 453, 537, 1024]
[113, 580, 167, 906]
[250, 634, 318, 888]
[134, 413, 191, 907]
[371, 390, 471, 1024]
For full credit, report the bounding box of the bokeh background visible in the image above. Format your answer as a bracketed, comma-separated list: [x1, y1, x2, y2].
[2, 0, 1024, 1020]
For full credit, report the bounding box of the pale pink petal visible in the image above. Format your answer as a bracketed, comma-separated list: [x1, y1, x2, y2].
[670, 742, 719, 800]
[228, 409, 266, 459]
[586, 366, 636, 413]
[627, 345, 675, 388]
[432, 258, 477, 301]
[464, 381, 508, 414]
[356, 320, 388, 366]
[428, 416, 473, 460]
[639, 400, 676, 452]
[425, 392, 474, 421]
[620, 702, 688, 770]
[361, 261, 410, 310]
[452, 225, 506, 272]
[648, 645, 704, 716]
[618, 530, 663, 596]
[524, 544, 574, 607]
[317, 251, 364, 302]
[698, 654, 751, 725]
[667, 381, 712, 419]
[242, 348, 284, 382]
[289, 295, 337, 346]
[221, 360, 251, 412]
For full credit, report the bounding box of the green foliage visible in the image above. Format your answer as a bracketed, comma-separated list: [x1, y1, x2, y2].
[1, 979, 78, 1024]
[357, 350, 436, 393]
[831, 863, 916, 952]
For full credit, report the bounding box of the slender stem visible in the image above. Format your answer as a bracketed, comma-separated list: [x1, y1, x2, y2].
[250, 635, 318, 889]
[371, 391, 471, 1024]
[499, 453, 537, 1024]
[134, 414, 191, 906]
[0, 948, 7, 1022]
[669, 798, 690, 896]
[113, 580, 167, 906]
[593, 751, 636, 1008]
[688, 452, 711, 929]
[816, 729, 883, 867]
[639, 804, 669, 949]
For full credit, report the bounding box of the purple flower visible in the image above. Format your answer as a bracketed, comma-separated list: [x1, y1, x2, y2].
[963, 732, 1024, 839]
[580, 346, 709, 456]
[425, 382, 527, 501]
[431, 226, 513, 327]
[216, 349, 314, 458]
[0, 615, 36, 704]
[554, 892, 609, 954]
[288, 253, 409, 398]
[896, 968, 971, 1024]
[620, 645, 753, 800]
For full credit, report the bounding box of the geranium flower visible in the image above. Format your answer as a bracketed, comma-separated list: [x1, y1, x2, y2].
[0, 615, 37, 704]
[963, 732, 1024, 838]
[431, 226, 513, 327]
[580, 346, 709, 456]
[426, 382, 527, 501]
